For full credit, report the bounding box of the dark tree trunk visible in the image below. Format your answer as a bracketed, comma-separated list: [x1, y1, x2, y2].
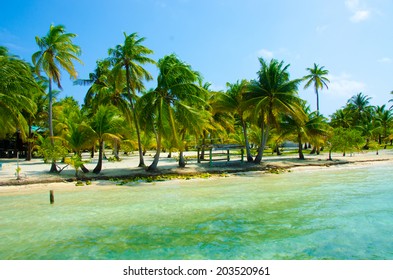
[93, 140, 103, 174]
[298, 133, 305, 160]
[241, 117, 253, 162]
[26, 123, 32, 161]
[178, 151, 186, 168]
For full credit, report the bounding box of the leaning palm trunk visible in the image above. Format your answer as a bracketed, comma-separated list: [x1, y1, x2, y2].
[148, 132, 161, 171]
[254, 121, 270, 164]
[240, 118, 253, 162]
[298, 133, 305, 160]
[125, 65, 145, 167]
[93, 140, 104, 174]
[48, 79, 58, 173]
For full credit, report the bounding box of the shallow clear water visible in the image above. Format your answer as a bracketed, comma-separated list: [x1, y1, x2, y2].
[1, 164, 393, 260]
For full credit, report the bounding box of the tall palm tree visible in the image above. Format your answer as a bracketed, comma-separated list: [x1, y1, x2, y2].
[214, 80, 253, 162]
[139, 54, 207, 170]
[108, 32, 155, 167]
[346, 92, 373, 127]
[244, 58, 305, 164]
[303, 63, 330, 114]
[0, 47, 37, 139]
[32, 24, 82, 172]
[90, 105, 123, 174]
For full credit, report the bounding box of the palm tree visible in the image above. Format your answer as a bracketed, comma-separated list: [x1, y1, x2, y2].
[32, 24, 82, 172]
[214, 80, 253, 162]
[303, 63, 330, 114]
[139, 54, 207, 170]
[0, 47, 37, 139]
[346, 92, 373, 127]
[244, 58, 305, 164]
[330, 108, 352, 128]
[108, 32, 155, 167]
[90, 105, 123, 174]
[374, 105, 393, 146]
[280, 104, 330, 160]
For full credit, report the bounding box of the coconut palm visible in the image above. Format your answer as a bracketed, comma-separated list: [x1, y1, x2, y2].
[90, 105, 123, 174]
[214, 80, 253, 162]
[32, 24, 82, 172]
[374, 105, 393, 146]
[139, 54, 207, 170]
[346, 92, 373, 127]
[108, 32, 155, 167]
[303, 63, 330, 114]
[0, 47, 37, 139]
[330, 108, 352, 128]
[244, 58, 305, 164]
[280, 104, 330, 159]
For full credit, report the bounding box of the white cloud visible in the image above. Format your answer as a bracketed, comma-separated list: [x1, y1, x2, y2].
[350, 10, 370, 22]
[327, 73, 366, 99]
[378, 57, 392, 64]
[345, 0, 371, 23]
[257, 49, 274, 59]
[345, 0, 359, 10]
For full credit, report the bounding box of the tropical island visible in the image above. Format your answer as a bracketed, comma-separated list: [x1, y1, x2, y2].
[2, 24, 393, 260]
[1, 24, 392, 183]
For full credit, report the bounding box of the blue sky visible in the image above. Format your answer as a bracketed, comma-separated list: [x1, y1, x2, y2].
[1, 0, 392, 117]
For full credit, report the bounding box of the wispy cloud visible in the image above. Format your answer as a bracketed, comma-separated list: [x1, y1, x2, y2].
[350, 10, 370, 22]
[378, 57, 392, 64]
[328, 73, 366, 99]
[345, 0, 371, 23]
[257, 49, 274, 60]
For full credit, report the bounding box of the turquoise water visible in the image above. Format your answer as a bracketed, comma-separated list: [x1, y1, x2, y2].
[1, 164, 393, 260]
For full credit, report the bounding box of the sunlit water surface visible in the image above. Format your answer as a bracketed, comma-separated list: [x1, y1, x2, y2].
[1, 164, 393, 260]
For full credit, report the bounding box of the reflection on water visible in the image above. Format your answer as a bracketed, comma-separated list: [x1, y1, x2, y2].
[1, 164, 393, 259]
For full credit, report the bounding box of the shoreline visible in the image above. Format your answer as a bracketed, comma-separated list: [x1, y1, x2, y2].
[1, 150, 392, 195]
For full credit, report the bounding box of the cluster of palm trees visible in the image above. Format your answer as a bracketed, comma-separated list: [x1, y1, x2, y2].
[1, 24, 393, 174]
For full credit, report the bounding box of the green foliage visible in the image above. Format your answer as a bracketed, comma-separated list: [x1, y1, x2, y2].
[64, 154, 90, 177]
[35, 135, 69, 164]
[328, 128, 364, 157]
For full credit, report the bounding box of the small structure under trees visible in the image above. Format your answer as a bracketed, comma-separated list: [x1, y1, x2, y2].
[197, 144, 245, 166]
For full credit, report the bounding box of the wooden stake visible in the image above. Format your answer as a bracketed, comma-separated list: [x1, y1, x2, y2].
[50, 190, 54, 204]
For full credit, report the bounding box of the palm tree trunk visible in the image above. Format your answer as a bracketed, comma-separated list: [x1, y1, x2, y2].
[254, 120, 269, 164]
[298, 133, 305, 160]
[48, 79, 58, 173]
[125, 65, 145, 167]
[26, 123, 32, 161]
[178, 131, 186, 168]
[179, 151, 186, 168]
[241, 117, 253, 162]
[200, 131, 206, 160]
[315, 88, 320, 114]
[148, 133, 161, 171]
[93, 140, 103, 174]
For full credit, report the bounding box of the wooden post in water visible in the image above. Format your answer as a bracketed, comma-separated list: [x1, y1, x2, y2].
[49, 190, 54, 204]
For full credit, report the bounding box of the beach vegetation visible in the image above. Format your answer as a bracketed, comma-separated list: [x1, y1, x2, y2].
[32, 24, 82, 172]
[244, 58, 305, 164]
[3, 26, 393, 172]
[108, 32, 155, 167]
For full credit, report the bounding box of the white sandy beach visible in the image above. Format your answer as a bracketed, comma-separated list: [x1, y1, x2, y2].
[1, 149, 392, 195]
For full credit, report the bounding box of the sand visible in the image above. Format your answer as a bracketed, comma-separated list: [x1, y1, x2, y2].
[1, 149, 392, 195]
